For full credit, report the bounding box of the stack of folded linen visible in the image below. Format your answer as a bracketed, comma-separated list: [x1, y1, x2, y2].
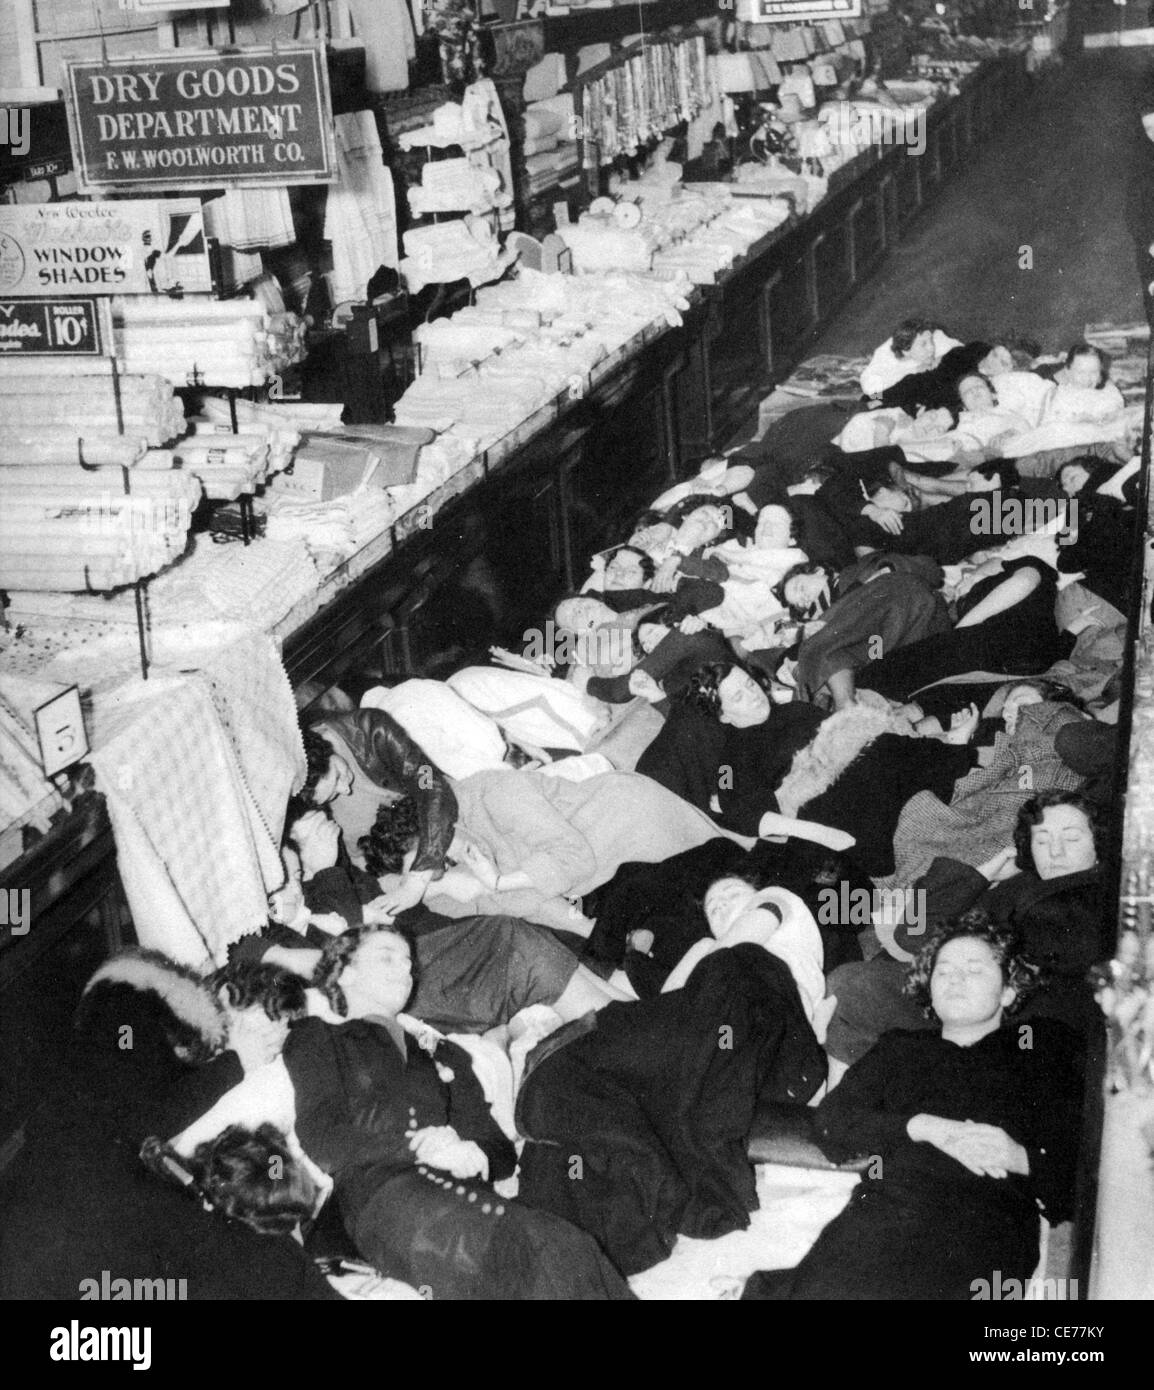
[0, 364, 186, 464]
[407, 157, 509, 217]
[112, 297, 308, 389]
[167, 432, 274, 502]
[260, 486, 399, 563]
[399, 216, 515, 295]
[0, 464, 201, 592]
[4, 534, 320, 633]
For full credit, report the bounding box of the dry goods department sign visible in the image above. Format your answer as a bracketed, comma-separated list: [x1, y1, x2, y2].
[63, 44, 335, 193]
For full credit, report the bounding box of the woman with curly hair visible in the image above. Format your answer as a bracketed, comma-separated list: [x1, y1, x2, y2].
[744, 911, 1085, 1300]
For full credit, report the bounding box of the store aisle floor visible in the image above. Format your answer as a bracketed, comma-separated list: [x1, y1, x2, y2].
[808, 48, 1152, 356]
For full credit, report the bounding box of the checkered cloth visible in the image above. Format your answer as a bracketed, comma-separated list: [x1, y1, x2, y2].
[89, 633, 303, 965]
[882, 702, 1086, 892]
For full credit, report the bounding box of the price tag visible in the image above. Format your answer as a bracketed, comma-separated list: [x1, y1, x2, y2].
[34, 686, 89, 778]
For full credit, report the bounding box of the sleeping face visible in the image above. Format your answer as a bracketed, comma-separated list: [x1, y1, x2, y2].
[676, 506, 728, 553]
[555, 596, 613, 636]
[630, 521, 676, 556]
[224, 1003, 291, 1072]
[754, 505, 794, 550]
[783, 569, 831, 617]
[958, 375, 996, 413]
[717, 668, 771, 728]
[1064, 351, 1104, 391]
[929, 936, 1015, 1031]
[704, 877, 759, 936]
[604, 548, 648, 591]
[977, 346, 1014, 378]
[909, 406, 954, 438]
[340, 930, 414, 1019]
[1058, 462, 1092, 498]
[1029, 804, 1097, 880]
[1001, 683, 1043, 735]
[907, 330, 936, 366]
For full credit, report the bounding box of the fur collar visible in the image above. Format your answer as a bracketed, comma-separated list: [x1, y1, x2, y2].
[776, 694, 909, 816]
[84, 951, 227, 1055]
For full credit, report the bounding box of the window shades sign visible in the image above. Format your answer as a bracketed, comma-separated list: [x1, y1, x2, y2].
[0, 200, 212, 297]
[0, 298, 109, 355]
[64, 45, 335, 192]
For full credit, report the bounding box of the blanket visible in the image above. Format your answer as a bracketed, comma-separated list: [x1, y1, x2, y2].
[516, 945, 826, 1276]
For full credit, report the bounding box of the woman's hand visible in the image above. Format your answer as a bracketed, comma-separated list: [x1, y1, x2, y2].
[1063, 603, 1102, 637]
[371, 870, 431, 917]
[678, 613, 707, 634]
[628, 670, 665, 703]
[907, 1114, 1030, 1179]
[862, 503, 905, 535]
[455, 840, 500, 891]
[978, 846, 1021, 883]
[361, 898, 398, 927]
[940, 702, 980, 745]
[432, 867, 486, 903]
[652, 557, 683, 594]
[408, 1125, 489, 1181]
[309, 911, 351, 936]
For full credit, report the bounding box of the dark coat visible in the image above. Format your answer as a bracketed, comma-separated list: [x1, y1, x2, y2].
[0, 981, 336, 1301]
[516, 944, 827, 1275]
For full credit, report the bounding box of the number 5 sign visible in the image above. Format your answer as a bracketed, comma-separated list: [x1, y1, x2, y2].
[34, 686, 89, 778]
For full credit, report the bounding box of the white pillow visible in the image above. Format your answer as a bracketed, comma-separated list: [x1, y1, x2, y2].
[361, 681, 507, 780]
[448, 667, 603, 753]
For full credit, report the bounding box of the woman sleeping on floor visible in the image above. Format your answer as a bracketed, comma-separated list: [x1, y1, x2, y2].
[155, 940, 635, 1301]
[741, 911, 1086, 1301]
[233, 798, 633, 1028]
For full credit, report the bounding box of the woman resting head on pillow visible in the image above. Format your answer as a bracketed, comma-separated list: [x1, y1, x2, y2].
[663, 877, 832, 1040]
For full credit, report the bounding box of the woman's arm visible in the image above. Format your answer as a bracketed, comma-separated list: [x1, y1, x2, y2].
[812, 1035, 913, 1163]
[475, 777, 598, 899]
[954, 565, 1041, 628]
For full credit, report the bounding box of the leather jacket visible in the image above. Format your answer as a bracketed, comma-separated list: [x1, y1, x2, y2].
[315, 708, 458, 875]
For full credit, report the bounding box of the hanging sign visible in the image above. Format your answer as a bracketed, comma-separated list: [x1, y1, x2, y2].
[0, 296, 110, 355]
[63, 44, 336, 193]
[738, 0, 862, 20]
[0, 199, 212, 297]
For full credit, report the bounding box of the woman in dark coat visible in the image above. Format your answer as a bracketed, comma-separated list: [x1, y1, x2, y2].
[282, 925, 634, 1300]
[744, 912, 1085, 1301]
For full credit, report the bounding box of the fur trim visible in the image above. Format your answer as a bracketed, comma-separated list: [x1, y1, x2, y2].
[84, 949, 227, 1054]
[776, 694, 908, 817]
